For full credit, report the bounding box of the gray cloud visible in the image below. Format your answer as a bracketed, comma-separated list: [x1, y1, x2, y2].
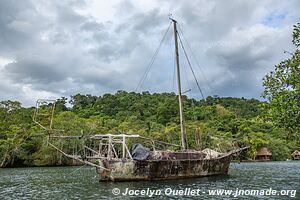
[0, 0, 299, 106]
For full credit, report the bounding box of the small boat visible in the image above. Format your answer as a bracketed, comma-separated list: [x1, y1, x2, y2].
[34, 18, 247, 182]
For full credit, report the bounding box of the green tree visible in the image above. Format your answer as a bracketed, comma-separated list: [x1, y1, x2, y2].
[262, 23, 300, 138]
[55, 97, 68, 111]
[70, 94, 97, 111]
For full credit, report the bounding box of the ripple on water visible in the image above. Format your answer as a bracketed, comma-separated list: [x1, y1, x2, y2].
[0, 162, 299, 199]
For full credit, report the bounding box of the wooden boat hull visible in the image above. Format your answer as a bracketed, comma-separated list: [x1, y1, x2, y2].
[97, 154, 232, 182]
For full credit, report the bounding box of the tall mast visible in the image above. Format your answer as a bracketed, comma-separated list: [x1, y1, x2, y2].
[172, 19, 187, 150]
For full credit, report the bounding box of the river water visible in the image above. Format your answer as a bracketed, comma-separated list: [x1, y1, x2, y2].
[0, 161, 299, 199]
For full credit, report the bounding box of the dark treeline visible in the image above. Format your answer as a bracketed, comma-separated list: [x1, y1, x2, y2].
[0, 92, 297, 167]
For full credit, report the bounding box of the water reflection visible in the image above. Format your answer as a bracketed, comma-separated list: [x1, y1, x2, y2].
[0, 162, 299, 199]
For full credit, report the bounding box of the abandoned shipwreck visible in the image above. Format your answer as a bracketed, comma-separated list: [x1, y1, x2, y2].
[33, 19, 247, 182]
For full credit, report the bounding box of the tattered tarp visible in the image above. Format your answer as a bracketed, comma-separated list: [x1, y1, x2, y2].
[131, 143, 150, 161]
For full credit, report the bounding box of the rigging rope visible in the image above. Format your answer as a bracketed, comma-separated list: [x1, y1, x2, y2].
[135, 22, 172, 92]
[182, 52, 192, 93]
[177, 25, 213, 96]
[177, 31, 206, 100]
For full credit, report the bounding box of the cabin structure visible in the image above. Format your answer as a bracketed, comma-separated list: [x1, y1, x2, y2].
[291, 150, 300, 160]
[255, 147, 272, 161]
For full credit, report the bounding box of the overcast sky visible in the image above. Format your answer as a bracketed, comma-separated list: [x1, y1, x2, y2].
[0, 0, 299, 106]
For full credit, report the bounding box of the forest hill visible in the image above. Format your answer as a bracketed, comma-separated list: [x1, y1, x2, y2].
[0, 92, 297, 167]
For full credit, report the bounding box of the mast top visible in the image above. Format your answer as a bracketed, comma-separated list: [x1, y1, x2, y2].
[168, 14, 177, 23]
